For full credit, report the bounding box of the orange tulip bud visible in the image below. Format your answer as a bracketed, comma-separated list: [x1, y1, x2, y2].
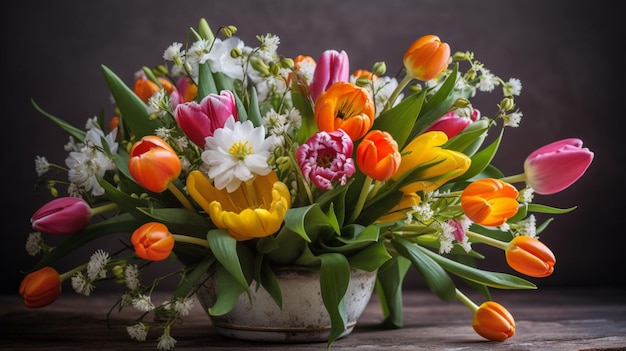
[128, 135, 181, 193]
[505, 236, 556, 277]
[314, 81, 376, 141]
[357, 130, 401, 181]
[19, 267, 62, 308]
[472, 301, 515, 342]
[461, 178, 519, 226]
[134, 76, 175, 103]
[352, 69, 378, 81]
[403, 34, 451, 81]
[131, 222, 175, 261]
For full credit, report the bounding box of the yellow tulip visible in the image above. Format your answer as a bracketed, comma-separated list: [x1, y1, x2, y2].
[392, 131, 470, 193]
[186, 170, 291, 241]
[376, 193, 421, 222]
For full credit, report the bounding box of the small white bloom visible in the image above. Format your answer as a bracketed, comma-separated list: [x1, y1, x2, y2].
[499, 222, 511, 232]
[202, 117, 277, 192]
[155, 127, 172, 141]
[438, 221, 455, 254]
[173, 297, 195, 316]
[188, 39, 212, 65]
[132, 294, 155, 312]
[519, 187, 535, 204]
[71, 272, 95, 296]
[124, 264, 141, 291]
[163, 42, 185, 67]
[517, 215, 537, 238]
[126, 322, 149, 341]
[157, 332, 177, 351]
[87, 250, 110, 280]
[259, 34, 280, 57]
[146, 89, 170, 118]
[503, 111, 523, 127]
[478, 70, 497, 92]
[34, 156, 50, 176]
[84, 116, 99, 130]
[412, 202, 434, 222]
[25, 232, 43, 256]
[504, 78, 522, 96]
[175, 136, 189, 151]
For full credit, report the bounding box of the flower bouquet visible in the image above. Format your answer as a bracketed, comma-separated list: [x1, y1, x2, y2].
[20, 18, 594, 350]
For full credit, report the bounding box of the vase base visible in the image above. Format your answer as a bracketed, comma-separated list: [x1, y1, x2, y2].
[212, 320, 356, 343]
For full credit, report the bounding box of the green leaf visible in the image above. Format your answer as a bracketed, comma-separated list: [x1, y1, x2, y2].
[101, 65, 163, 138]
[173, 255, 215, 299]
[136, 207, 213, 237]
[392, 238, 457, 301]
[372, 91, 425, 149]
[284, 203, 340, 242]
[319, 253, 350, 348]
[196, 62, 218, 100]
[415, 245, 537, 289]
[31, 99, 86, 142]
[454, 127, 503, 182]
[528, 203, 577, 214]
[207, 264, 247, 316]
[259, 260, 282, 309]
[206, 229, 249, 291]
[348, 240, 392, 272]
[443, 118, 490, 154]
[375, 256, 411, 328]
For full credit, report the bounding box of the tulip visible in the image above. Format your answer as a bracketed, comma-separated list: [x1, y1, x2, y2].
[19, 267, 62, 308]
[186, 170, 291, 241]
[131, 222, 176, 261]
[174, 90, 238, 148]
[176, 76, 198, 103]
[128, 135, 181, 193]
[357, 130, 401, 181]
[31, 197, 92, 235]
[392, 131, 470, 194]
[296, 129, 356, 190]
[314, 81, 376, 141]
[461, 178, 519, 226]
[134, 75, 176, 103]
[291, 54, 317, 86]
[425, 111, 473, 139]
[523, 138, 594, 195]
[505, 236, 555, 277]
[309, 49, 350, 102]
[403, 34, 450, 81]
[472, 301, 516, 342]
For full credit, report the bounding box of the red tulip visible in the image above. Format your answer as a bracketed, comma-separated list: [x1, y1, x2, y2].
[472, 301, 516, 341]
[19, 267, 62, 308]
[523, 138, 593, 195]
[31, 197, 92, 235]
[131, 222, 175, 261]
[403, 34, 450, 81]
[128, 136, 181, 193]
[505, 236, 556, 277]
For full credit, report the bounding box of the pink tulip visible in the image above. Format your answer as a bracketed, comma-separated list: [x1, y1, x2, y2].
[174, 90, 238, 148]
[425, 111, 472, 138]
[31, 197, 92, 235]
[309, 50, 350, 102]
[296, 129, 355, 190]
[524, 138, 594, 195]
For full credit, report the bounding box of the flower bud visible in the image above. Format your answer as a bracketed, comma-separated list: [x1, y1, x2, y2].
[131, 222, 175, 261]
[280, 57, 294, 69]
[31, 197, 92, 235]
[309, 50, 350, 102]
[128, 136, 181, 193]
[403, 34, 450, 81]
[461, 178, 519, 226]
[249, 56, 270, 76]
[505, 236, 555, 277]
[472, 301, 515, 341]
[372, 61, 387, 76]
[220, 25, 237, 37]
[19, 267, 62, 308]
[198, 18, 214, 42]
[523, 138, 593, 195]
[230, 47, 242, 59]
[499, 97, 515, 112]
[357, 130, 401, 181]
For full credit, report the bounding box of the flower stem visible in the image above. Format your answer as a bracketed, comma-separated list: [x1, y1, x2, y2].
[466, 230, 508, 250]
[456, 288, 479, 312]
[167, 182, 194, 211]
[384, 74, 414, 112]
[172, 234, 210, 248]
[349, 176, 373, 223]
[91, 202, 119, 216]
[499, 173, 527, 185]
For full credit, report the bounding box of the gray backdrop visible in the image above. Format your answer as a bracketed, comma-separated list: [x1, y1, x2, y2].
[2, 0, 624, 294]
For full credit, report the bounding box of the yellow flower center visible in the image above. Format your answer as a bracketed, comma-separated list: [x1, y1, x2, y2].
[229, 140, 253, 159]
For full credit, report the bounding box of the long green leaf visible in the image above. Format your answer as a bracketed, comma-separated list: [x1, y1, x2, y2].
[375, 256, 411, 328]
[455, 128, 503, 182]
[196, 62, 218, 100]
[348, 240, 392, 272]
[206, 229, 249, 291]
[208, 264, 247, 316]
[31, 99, 86, 141]
[319, 253, 350, 348]
[372, 91, 425, 149]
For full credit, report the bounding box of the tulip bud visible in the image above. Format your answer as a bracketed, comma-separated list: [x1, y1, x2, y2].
[523, 138, 594, 195]
[472, 301, 515, 342]
[131, 222, 175, 261]
[460, 178, 519, 226]
[505, 236, 555, 277]
[31, 197, 92, 235]
[19, 267, 62, 308]
[309, 50, 350, 102]
[128, 136, 181, 193]
[403, 34, 451, 81]
[356, 130, 401, 181]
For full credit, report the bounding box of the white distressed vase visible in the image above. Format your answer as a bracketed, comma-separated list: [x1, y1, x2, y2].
[195, 266, 377, 343]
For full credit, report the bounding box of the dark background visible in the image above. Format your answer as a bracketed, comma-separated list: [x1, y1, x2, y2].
[2, 0, 624, 295]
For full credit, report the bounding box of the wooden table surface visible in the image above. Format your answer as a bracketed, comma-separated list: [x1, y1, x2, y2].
[2, 287, 625, 351]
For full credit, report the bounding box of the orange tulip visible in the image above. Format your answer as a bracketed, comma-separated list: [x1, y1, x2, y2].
[391, 131, 470, 194]
[19, 267, 62, 308]
[472, 301, 515, 342]
[403, 34, 450, 81]
[352, 69, 378, 81]
[128, 135, 181, 193]
[131, 222, 175, 261]
[461, 178, 519, 226]
[505, 236, 556, 277]
[134, 76, 175, 103]
[357, 130, 401, 181]
[314, 81, 375, 141]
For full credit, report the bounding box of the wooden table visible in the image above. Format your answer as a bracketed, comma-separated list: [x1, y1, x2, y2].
[2, 287, 625, 350]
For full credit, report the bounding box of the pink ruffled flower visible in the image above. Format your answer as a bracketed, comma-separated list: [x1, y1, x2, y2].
[524, 138, 594, 195]
[296, 129, 355, 190]
[309, 50, 350, 103]
[174, 90, 238, 148]
[31, 197, 92, 235]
